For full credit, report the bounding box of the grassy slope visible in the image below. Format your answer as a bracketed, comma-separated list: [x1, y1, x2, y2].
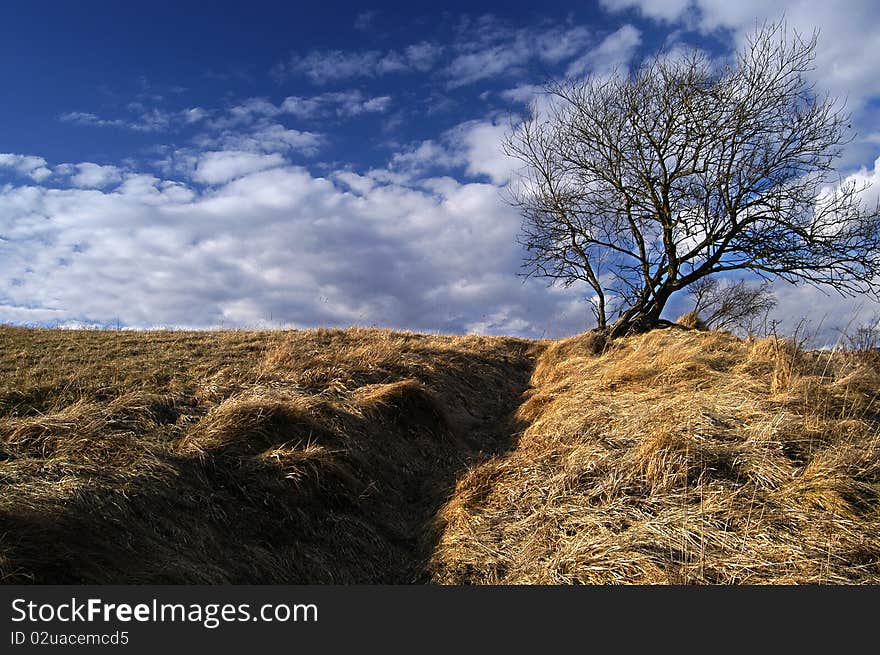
[0, 326, 537, 583]
[1, 325, 878, 583]
[431, 329, 880, 583]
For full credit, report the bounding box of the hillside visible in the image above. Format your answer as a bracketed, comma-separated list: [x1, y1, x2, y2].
[1, 325, 878, 583]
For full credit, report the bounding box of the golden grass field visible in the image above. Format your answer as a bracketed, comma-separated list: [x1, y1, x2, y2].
[1, 323, 878, 583]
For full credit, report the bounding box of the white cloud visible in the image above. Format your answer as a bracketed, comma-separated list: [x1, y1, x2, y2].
[56, 163, 123, 189]
[464, 306, 531, 336]
[0, 153, 52, 182]
[600, 0, 880, 114]
[534, 25, 594, 63]
[332, 171, 376, 195]
[60, 106, 209, 133]
[198, 124, 325, 156]
[446, 47, 522, 88]
[390, 140, 464, 175]
[191, 151, 287, 185]
[403, 42, 444, 71]
[278, 44, 442, 84]
[59, 111, 128, 129]
[134, 108, 172, 132]
[301, 91, 392, 117]
[452, 120, 518, 185]
[447, 21, 593, 87]
[499, 84, 545, 104]
[0, 304, 67, 323]
[226, 98, 280, 124]
[222, 92, 393, 125]
[0, 144, 590, 337]
[599, 0, 692, 22]
[766, 282, 878, 348]
[841, 155, 880, 213]
[391, 118, 519, 185]
[276, 96, 322, 120]
[566, 24, 642, 77]
[361, 95, 392, 113]
[276, 18, 594, 88]
[183, 107, 208, 124]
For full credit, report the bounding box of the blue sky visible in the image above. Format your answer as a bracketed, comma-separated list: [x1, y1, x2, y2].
[1, 0, 879, 341]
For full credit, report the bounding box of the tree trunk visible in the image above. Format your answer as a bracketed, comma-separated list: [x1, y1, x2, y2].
[607, 287, 673, 339]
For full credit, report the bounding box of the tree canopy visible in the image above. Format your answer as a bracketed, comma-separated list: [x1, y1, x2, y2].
[506, 22, 880, 337]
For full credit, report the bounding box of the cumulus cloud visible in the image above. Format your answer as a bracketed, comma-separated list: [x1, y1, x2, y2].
[0, 153, 52, 181]
[390, 117, 519, 185]
[191, 151, 287, 185]
[451, 120, 518, 185]
[390, 141, 465, 177]
[0, 152, 589, 336]
[845, 155, 880, 211]
[197, 124, 325, 156]
[56, 162, 123, 188]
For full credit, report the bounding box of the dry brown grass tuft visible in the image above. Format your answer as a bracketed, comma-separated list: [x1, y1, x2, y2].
[428, 329, 880, 584]
[676, 311, 708, 330]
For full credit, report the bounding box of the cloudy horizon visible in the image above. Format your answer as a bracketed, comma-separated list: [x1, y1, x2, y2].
[2, 1, 879, 344]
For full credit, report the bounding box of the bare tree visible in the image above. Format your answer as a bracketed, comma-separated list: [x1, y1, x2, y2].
[506, 21, 880, 338]
[686, 276, 777, 332]
[840, 312, 880, 353]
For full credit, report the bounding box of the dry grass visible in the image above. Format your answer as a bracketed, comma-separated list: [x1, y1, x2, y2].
[675, 310, 708, 330]
[2, 323, 878, 584]
[0, 325, 537, 583]
[429, 328, 880, 584]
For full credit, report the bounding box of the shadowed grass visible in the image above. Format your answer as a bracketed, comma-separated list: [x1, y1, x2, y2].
[0, 326, 537, 583]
